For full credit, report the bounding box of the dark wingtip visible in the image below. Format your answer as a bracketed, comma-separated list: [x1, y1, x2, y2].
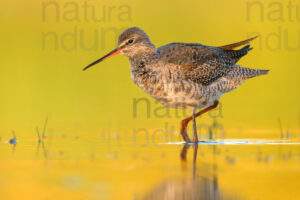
[241, 45, 251, 50]
[260, 69, 270, 75]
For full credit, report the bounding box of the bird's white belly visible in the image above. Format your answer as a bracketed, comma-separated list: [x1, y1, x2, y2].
[151, 81, 222, 110]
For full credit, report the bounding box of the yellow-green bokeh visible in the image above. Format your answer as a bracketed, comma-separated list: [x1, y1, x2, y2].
[1, 1, 300, 200]
[0, 0, 299, 137]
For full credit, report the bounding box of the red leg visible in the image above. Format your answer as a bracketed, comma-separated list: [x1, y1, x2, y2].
[180, 119, 192, 143]
[180, 101, 219, 143]
[192, 112, 198, 143]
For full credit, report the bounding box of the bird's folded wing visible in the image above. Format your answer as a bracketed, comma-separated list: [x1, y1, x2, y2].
[157, 43, 233, 85]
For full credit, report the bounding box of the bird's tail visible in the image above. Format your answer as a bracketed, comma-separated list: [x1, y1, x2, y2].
[216, 65, 269, 94]
[228, 65, 269, 79]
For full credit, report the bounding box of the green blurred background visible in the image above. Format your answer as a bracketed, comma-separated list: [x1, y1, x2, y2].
[0, 0, 299, 137]
[1, 1, 300, 200]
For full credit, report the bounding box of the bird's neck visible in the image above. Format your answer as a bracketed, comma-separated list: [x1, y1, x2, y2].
[129, 47, 157, 73]
[129, 48, 159, 87]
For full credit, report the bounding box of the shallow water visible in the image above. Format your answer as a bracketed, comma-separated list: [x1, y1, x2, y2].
[1, 134, 300, 200]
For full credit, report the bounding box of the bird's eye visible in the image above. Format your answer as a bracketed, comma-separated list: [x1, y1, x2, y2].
[128, 39, 134, 44]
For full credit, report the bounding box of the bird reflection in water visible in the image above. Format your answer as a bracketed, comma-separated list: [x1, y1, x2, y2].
[138, 144, 235, 200]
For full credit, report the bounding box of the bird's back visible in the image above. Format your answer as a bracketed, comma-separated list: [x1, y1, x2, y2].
[131, 37, 268, 110]
[150, 39, 268, 109]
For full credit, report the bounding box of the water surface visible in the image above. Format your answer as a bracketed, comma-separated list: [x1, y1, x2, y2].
[0, 134, 300, 200]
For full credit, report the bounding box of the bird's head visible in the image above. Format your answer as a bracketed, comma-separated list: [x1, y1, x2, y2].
[83, 27, 154, 71]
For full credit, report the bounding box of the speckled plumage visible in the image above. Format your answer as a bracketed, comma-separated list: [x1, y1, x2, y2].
[84, 27, 269, 143]
[116, 27, 268, 111]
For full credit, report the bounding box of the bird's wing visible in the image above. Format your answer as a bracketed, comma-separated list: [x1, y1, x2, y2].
[157, 42, 252, 85]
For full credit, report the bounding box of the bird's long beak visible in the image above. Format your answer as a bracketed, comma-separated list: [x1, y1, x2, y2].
[83, 48, 121, 71]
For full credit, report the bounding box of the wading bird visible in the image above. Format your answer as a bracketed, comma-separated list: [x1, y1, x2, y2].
[83, 27, 268, 143]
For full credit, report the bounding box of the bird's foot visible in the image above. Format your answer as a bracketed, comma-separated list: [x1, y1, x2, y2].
[192, 137, 198, 144]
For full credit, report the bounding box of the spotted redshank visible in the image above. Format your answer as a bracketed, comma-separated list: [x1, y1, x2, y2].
[83, 27, 269, 143]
